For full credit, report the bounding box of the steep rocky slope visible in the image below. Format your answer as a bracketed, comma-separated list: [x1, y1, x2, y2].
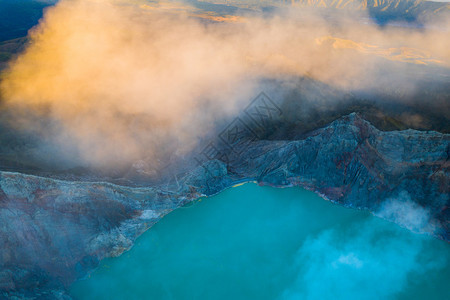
[0, 113, 448, 298]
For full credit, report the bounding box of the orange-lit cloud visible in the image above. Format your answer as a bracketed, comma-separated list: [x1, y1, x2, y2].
[0, 0, 448, 170]
[316, 36, 446, 66]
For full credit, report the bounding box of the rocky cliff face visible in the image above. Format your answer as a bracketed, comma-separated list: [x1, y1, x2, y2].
[0, 113, 448, 298]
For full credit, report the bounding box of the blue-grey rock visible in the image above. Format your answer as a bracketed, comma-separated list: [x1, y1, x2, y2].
[0, 113, 448, 298]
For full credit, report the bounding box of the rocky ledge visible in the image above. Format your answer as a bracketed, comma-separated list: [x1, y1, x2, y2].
[0, 113, 448, 298]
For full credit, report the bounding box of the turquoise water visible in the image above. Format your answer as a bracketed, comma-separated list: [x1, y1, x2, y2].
[70, 183, 450, 300]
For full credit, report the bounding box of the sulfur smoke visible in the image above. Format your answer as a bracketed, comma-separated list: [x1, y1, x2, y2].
[0, 0, 448, 171]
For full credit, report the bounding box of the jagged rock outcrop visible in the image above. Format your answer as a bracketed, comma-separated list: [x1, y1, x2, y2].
[0, 174, 199, 299]
[0, 113, 448, 298]
[229, 113, 449, 236]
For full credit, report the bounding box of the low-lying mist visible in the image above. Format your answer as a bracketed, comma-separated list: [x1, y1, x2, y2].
[0, 0, 448, 173]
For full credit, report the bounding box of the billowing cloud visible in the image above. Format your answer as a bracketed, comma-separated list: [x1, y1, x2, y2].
[280, 217, 447, 300]
[375, 191, 437, 234]
[0, 0, 448, 171]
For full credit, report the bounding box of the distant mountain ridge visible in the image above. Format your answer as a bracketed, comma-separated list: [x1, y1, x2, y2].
[292, 0, 445, 11]
[293, 0, 449, 19]
[199, 0, 449, 22]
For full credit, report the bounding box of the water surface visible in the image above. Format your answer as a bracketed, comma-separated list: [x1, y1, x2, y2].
[70, 183, 450, 300]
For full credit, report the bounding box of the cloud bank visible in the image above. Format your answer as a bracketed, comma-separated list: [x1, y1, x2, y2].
[280, 217, 448, 300]
[0, 0, 448, 171]
[375, 191, 437, 234]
